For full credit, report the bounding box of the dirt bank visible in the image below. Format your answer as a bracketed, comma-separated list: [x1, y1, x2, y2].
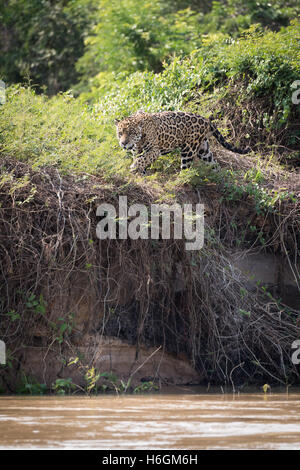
[0, 156, 299, 393]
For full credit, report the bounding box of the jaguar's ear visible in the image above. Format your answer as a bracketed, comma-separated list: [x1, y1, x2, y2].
[114, 118, 120, 125]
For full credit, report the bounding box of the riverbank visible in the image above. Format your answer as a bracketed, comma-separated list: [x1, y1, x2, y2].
[0, 151, 299, 393]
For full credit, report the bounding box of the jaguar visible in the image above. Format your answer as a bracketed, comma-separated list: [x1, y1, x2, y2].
[115, 110, 250, 174]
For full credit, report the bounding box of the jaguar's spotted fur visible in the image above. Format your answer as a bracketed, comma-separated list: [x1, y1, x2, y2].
[115, 110, 250, 174]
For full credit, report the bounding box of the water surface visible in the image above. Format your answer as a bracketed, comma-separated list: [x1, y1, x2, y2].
[0, 390, 300, 449]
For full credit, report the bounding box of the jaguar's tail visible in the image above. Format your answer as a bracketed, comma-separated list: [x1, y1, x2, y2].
[209, 122, 250, 155]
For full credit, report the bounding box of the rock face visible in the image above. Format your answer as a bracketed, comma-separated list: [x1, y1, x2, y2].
[18, 336, 201, 390]
[232, 252, 300, 309]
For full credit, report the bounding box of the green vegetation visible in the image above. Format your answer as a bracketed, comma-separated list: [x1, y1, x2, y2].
[1, 0, 299, 162]
[0, 0, 96, 94]
[52, 378, 76, 395]
[17, 374, 47, 395]
[4, 0, 298, 96]
[0, 86, 124, 177]
[13, 371, 158, 395]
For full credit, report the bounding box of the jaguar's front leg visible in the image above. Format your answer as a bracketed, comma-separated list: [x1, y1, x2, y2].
[130, 161, 147, 175]
[130, 147, 160, 175]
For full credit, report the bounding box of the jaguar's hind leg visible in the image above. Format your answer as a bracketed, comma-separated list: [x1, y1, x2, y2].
[197, 138, 219, 170]
[197, 138, 213, 163]
[180, 144, 197, 170]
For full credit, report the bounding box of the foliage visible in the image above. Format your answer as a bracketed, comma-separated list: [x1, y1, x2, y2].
[26, 293, 47, 316]
[68, 356, 159, 394]
[133, 381, 158, 393]
[75, 0, 202, 94]
[17, 375, 47, 395]
[54, 315, 75, 344]
[94, 20, 300, 111]
[0, 0, 96, 94]
[68, 357, 134, 394]
[52, 377, 76, 395]
[196, 21, 300, 127]
[199, 0, 300, 35]
[76, 0, 300, 97]
[91, 20, 300, 159]
[1, 0, 299, 98]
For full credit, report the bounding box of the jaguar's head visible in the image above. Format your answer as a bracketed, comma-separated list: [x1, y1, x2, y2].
[115, 117, 142, 151]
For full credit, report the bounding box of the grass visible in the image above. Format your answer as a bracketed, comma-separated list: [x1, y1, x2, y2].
[0, 85, 128, 178]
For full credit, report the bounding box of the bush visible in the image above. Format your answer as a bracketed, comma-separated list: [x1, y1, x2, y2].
[0, 0, 96, 94]
[91, 20, 300, 159]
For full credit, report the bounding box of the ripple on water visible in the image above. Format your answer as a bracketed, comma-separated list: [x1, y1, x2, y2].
[0, 394, 300, 449]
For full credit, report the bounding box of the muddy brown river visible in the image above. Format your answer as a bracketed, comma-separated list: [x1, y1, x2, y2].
[0, 390, 300, 450]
